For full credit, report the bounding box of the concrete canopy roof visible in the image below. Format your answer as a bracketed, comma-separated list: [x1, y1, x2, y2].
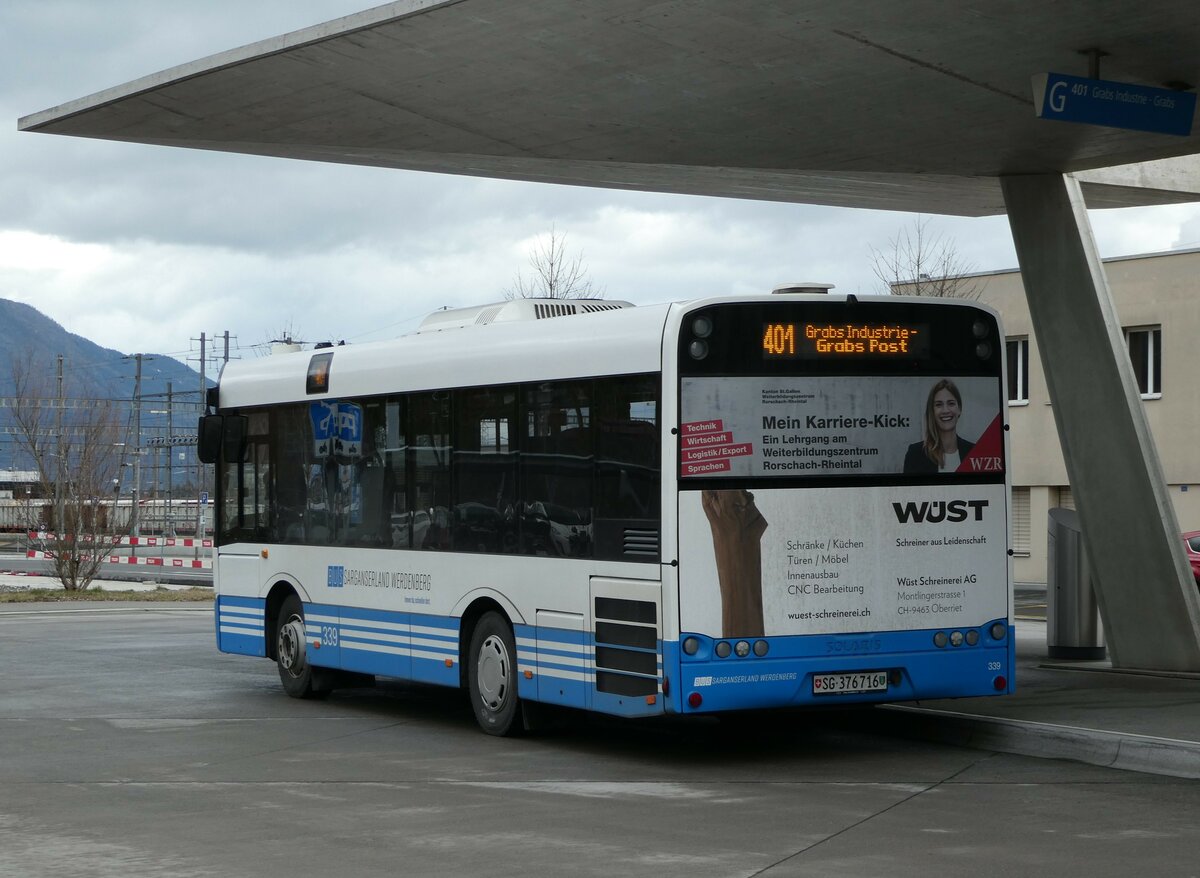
[19, 0, 1200, 216]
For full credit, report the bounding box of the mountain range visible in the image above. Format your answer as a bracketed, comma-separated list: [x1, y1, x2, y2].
[0, 297, 210, 473]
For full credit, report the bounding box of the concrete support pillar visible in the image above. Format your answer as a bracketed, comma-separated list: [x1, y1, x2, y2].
[1001, 173, 1200, 670]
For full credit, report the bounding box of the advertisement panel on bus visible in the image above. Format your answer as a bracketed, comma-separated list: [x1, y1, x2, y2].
[679, 481, 1008, 638]
[678, 375, 1003, 479]
[677, 373, 1007, 640]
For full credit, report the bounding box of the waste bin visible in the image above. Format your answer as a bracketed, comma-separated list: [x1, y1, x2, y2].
[1046, 507, 1106, 660]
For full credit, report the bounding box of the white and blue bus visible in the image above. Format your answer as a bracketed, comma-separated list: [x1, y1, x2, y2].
[200, 290, 1013, 735]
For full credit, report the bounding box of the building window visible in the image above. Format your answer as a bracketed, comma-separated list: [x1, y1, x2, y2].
[1005, 338, 1029, 405]
[1124, 326, 1162, 398]
[1012, 486, 1030, 556]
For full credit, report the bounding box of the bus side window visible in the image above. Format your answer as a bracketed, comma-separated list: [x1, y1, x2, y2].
[384, 398, 411, 549]
[593, 375, 660, 561]
[224, 411, 271, 542]
[522, 380, 592, 558]
[410, 392, 451, 551]
[453, 387, 518, 554]
[269, 406, 311, 544]
[349, 402, 391, 547]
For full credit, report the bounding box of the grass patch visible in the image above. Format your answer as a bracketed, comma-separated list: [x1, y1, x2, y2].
[0, 586, 213, 603]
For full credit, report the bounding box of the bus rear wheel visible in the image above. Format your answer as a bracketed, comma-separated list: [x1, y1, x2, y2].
[468, 612, 523, 736]
[276, 594, 330, 700]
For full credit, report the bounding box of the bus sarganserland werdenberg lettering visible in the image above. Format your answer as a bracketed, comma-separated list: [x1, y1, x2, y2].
[199, 289, 1014, 735]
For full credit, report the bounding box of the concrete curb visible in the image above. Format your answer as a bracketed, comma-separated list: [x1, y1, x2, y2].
[878, 703, 1200, 780]
[0, 604, 211, 617]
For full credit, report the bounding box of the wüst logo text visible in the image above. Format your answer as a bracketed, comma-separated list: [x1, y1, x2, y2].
[892, 500, 989, 524]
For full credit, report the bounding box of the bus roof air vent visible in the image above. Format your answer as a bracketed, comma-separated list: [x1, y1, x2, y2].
[771, 283, 835, 295]
[416, 298, 634, 333]
[474, 304, 505, 325]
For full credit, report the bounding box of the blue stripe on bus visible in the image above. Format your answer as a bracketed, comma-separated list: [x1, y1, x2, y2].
[213, 598, 674, 716]
[215, 596, 266, 657]
[513, 626, 666, 714]
[517, 623, 585, 704]
[300, 604, 462, 687]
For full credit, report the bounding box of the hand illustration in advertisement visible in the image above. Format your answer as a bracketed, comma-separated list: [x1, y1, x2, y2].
[701, 489, 768, 637]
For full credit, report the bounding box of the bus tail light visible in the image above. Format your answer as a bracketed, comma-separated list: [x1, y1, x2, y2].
[993, 676, 1007, 691]
[687, 692, 703, 709]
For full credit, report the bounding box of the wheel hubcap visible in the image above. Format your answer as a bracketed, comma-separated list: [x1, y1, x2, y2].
[278, 614, 307, 678]
[476, 634, 510, 713]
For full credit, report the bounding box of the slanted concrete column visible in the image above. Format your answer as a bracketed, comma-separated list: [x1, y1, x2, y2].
[1001, 173, 1200, 671]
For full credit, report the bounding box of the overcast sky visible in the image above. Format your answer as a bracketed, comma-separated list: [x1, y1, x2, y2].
[5, 1, 1200, 371]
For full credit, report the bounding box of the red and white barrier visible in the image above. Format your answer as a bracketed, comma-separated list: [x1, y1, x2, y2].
[26, 550, 212, 569]
[27, 532, 212, 548]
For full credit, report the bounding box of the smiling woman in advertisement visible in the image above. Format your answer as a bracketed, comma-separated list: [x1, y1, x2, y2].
[903, 379, 975, 474]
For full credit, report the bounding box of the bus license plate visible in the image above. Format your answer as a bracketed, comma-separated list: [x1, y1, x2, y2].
[812, 671, 888, 695]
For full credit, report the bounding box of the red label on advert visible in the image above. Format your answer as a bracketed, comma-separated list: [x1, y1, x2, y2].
[681, 419, 724, 435]
[681, 442, 754, 462]
[681, 431, 733, 448]
[681, 459, 732, 476]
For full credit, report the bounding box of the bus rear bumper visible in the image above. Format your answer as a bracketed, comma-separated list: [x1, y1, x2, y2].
[667, 623, 1015, 714]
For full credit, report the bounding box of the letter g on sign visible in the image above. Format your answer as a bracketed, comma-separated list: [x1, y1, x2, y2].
[1049, 80, 1068, 113]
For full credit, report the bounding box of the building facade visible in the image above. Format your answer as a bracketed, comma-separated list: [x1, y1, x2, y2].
[973, 248, 1200, 584]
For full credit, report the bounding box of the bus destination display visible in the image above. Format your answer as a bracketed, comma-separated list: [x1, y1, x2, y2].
[763, 322, 930, 360]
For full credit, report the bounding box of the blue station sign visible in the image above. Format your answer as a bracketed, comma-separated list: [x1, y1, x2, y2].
[1032, 73, 1196, 136]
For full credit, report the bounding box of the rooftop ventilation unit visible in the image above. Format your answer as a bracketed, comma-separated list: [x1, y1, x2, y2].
[771, 283, 835, 295]
[416, 298, 633, 333]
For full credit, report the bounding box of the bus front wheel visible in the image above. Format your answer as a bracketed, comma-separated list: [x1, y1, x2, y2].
[276, 594, 330, 700]
[468, 612, 523, 736]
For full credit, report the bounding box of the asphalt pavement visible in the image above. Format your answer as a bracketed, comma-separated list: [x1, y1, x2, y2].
[2, 573, 1198, 780]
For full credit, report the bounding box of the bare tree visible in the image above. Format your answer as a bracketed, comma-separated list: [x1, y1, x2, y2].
[504, 227, 604, 300]
[869, 216, 985, 300]
[8, 352, 128, 591]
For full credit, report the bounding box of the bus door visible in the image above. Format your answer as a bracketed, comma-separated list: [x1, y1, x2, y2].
[214, 550, 268, 657]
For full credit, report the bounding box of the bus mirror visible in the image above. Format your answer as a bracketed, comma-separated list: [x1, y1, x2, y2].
[223, 415, 248, 463]
[197, 416, 223, 464]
